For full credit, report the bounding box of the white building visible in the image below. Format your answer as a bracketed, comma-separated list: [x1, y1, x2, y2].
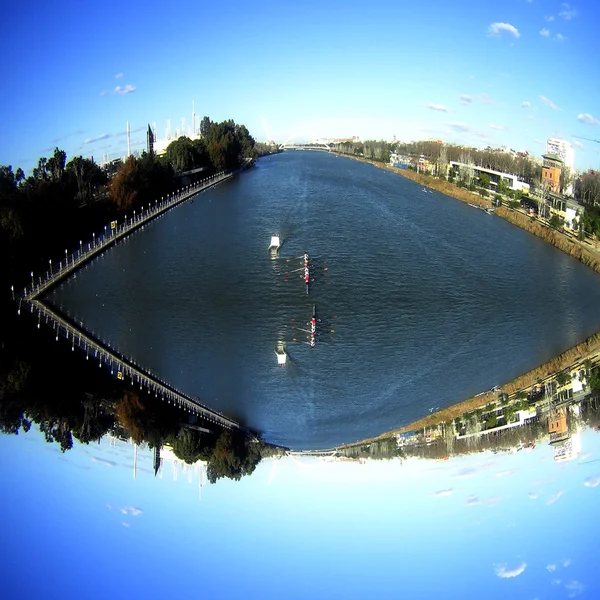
[546, 138, 575, 170]
[448, 161, 531, 193]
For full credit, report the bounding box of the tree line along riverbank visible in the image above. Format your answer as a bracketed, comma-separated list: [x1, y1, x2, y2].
[330, 151, 600, 450]
[0, 117, 292, 482]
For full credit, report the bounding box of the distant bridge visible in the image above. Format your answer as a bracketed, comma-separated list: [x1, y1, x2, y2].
[280, 138, 331, 152]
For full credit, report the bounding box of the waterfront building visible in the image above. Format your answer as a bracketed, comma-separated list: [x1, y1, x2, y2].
[541, 192, 582, 229]
[448, 161, 530, 193]
[548, 407, 569, 445]
[541, 153, 563, 195]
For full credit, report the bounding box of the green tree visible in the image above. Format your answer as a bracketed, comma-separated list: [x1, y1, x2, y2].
[588, 368, 600, 392]
[555, 370, 571, 387]
[548, 213, 565, 230]
[485, 414, 497, 429]
[172, 429, 213, 463]
[479, 173, 491, 189]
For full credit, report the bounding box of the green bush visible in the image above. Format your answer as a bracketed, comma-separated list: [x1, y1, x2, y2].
[479, 188, 489, 198]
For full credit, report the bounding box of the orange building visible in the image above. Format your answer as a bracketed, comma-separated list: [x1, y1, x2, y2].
[541, 153, 563, 194]
[548, 407, 569, 444]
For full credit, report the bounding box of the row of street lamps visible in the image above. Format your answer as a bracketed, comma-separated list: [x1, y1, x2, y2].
[20, 172, 225, 298]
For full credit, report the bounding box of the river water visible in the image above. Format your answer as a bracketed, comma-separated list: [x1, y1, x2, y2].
[46, 151, 600, 449]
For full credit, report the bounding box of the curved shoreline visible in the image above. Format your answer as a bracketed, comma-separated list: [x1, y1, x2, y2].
[328, 151, 600, 451]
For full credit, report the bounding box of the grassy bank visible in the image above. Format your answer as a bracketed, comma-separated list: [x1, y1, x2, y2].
[339, 330, 600, 450]
[333, 152, 493, 209]
[331, 151, 600, 451]
[496, 207, 600, 275]
[336, 152, 600, 276]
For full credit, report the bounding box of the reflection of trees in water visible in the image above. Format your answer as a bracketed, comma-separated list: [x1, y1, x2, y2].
[581, 394, 600, 429]
[0, 310, 276, 484]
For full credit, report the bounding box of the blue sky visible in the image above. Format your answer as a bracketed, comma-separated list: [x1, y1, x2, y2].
[1, 0, 599, 174]
[1, 426, 600, 599]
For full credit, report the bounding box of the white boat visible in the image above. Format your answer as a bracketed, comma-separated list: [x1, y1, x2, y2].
[268, 234, 281, 253]
[275, 341, 287, 366]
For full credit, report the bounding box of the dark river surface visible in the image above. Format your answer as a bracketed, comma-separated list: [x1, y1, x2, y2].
[46, 151, 600, 449]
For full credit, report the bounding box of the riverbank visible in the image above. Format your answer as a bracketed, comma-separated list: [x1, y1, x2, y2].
[334, 152, 600, 276]
[338, 330, 600, 450]
[331, 151, 600, 451]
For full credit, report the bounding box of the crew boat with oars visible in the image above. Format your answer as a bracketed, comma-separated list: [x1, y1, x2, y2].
[303, 252, 311, 295]
[310, 304, 317, 348]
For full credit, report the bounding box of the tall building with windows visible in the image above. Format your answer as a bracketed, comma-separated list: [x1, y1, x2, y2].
[546, 138, 574, 170]
[541, 153, 563, 194]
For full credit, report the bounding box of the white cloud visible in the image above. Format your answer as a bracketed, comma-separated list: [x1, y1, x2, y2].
[555, 33, 566, 41]
[485, 496, 504, 506]
[540, 95, 559, 110]
[547, 490, 565, 505]
[423, 103, 448, 112]
[121, 522, 131, 528]
[84, 133, 110, 145]
[489, 124, 509, 131]
[563, 558, 572, 567]
[540, 28, 551, 37]
[430, 488, 454, 497]
[478, 93, 496, 104]
[528, 492, 538, 499]
[488, 22, 520, 38]
[121, 506, 143, 516]
[584, 474, 600, 487]
[522, 101, 531, 108]
[459, 94, 473, 106]
[551, 579, 562, 586]
[444, 122, 471, 133]
[115, 73, 124, 79]
[494, 562, 527, 578]
[114, 84, 136, 95]
[559, 3, 578, 20]
[547, 563, 557, 572]
[465, 495, 480, 506]
[578, 113, 600, 126]
[106, 503, 113, 510]
[545, 15, 555, 22]
[565, 580, 585, 597]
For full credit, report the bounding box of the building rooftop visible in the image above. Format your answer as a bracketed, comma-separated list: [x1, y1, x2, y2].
[543, 153, 564, 163]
